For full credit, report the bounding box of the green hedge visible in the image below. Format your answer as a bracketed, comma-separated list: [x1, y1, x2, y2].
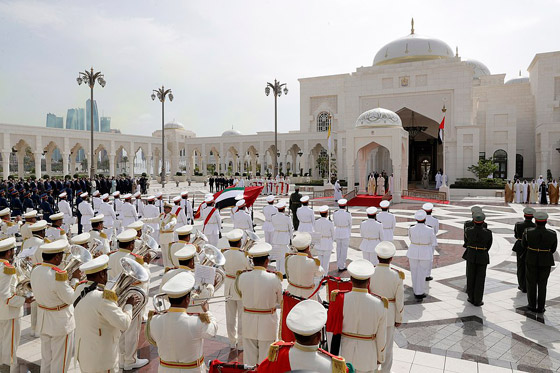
[451, 177, 506, 189]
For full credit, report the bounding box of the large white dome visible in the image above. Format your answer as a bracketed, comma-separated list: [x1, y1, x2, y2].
[222, 129, 242, 136]
[356, 108, 402, 128]
[464, 59, 491, 79]
[164, 120, 184, 129]
[373, 20, 454, 66]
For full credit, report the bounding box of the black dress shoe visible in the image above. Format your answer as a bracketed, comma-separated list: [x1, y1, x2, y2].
[517, 286, 527, 293]
[425, 276, 433, 281]
[414, 294, 426, 299]
[474, 302, 484, 307]
[536, 308, 546, 313]
[527, 306, 538, 312]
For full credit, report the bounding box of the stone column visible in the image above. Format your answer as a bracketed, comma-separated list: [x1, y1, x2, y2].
[109, 153, 116, 177]
[129, 157, 134, 177]
[45, 152, 52, 175]
[34, 153, 42, 179]
[62, 153, 69, 176]
[17, 153, 24, 179]
[2, 152, 10, 180]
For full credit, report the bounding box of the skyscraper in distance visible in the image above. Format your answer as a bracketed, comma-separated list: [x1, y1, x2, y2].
[100, 116, 111, 132]
[46, 113, 63, 128]
[66, 108, 85, 130]
[86, 99, 99, 132]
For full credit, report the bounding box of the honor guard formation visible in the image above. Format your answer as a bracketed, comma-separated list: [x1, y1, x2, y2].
[0, 176, 556, 372]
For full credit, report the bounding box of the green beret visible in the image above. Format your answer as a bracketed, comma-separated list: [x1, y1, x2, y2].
[534, 212, 548, 221]
[471, 206, 483, 213]
[523, 207, 535, 216]
[473, 212, 486, 223]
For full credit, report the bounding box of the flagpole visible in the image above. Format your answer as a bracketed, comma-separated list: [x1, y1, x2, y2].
[439, 103, 449, 201]
[327, 113, 332, 184]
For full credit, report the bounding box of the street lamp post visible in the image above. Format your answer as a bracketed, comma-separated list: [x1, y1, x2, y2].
[77, 68, 105, 180]
[265, 79, 288, 177]
[151, 86, 174, 188]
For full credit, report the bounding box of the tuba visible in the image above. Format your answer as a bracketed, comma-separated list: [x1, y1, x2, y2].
[198, 244, 226, 291]
[133, 232, 158, 262]
[90, 238, 104, 257]
[64, 245, 93, 280]
[241, 230, 260, 252]
[14, 254, 33, 298]
[108, 257, 149, 319]
[191, 230, 208, 251]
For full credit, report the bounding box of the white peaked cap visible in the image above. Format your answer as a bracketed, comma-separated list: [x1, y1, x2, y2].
[414, 210, 427, 221]
[347, 259, 374, 280]
[375, 241, 396, 259]
[286, 299, 327, 336]
[292, 232, 312, 250]
[162, 271, 195, 298]
[80, 254, 109, 275]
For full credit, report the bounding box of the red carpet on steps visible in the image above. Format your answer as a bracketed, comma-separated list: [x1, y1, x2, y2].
[347, 194, 390, 207]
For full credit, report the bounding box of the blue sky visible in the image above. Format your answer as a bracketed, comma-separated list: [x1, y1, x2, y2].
[0, 0, 558, 136]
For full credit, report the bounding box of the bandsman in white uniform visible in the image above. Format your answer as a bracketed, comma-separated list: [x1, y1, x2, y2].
[133, 191, 144, 218]
[20, 210, 38, 241]
[232, 199, 254, 245]
[92, 190, 102, 213]
[172, 196, 188, 231]
[78, 192, 95, 233]
[154, 192, 164, 214]
[89, 215, 110, 255]
[370, 241, 404, 373]
[359, 207, 384, 266]
[0, 209, 19, 241]
[169, 225, 193, 268]
[262, 195, 277, 244]
[423, 203, 439, 282]
[332, 259, 387, 373]
[71, 232, 91, 254]
[108, 229, 148, 370]
[147, 271, 217, 372]
[314, 205, 334, 273]
[222, 229, 251, 350]
[57, 193, 73, 234]
[180, 191, 195, 225]
[120, 194, 138, 229]
[296, 196, 315, 233]
[24, 220, 49, 266]
[97, 194, 117, 238]
[258, 300, 347, 373]
[271, 201, 293, 275]
[333, 199, 352, 271]
[112, 191, 124, 234]
[73, 254, 134, 373]
[0, 237, 33, 373]
[46, 213, 67, 242]
[143, 196, 160, 242]
[285, 232, 324, 299]
[377, 200, 396, 242]
[142, 202, 176, 269]
[407, 210, 436, 300]
[30, 239, 81, 372]
[201, 196, 221, 247]
[235, 243, 283, 365]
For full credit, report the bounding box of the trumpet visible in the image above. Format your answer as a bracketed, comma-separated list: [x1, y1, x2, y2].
[108, 257, 149, 319]
[63, 245, 92, 280]
[152, 292, 231, 313]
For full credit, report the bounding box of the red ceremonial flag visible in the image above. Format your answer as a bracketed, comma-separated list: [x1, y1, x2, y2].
[438, 116, 445, 144]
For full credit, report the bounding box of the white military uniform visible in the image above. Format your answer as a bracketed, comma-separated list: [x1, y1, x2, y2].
[113, 198, 124, 234]
[333, 209, 352, 270]
[158, 213, 178, 269]
[78, 200, 95, 232]
[142, 204, 160, 242]
[89, 229, 111, 255]
[271, 212, 293, 275]
[46, 226, 68, 243]
[236, 266, 283, 365]
[23, 235, 45, 266]
[377, 210, 396, 242]
[30, 263, 75, 373]
[173, 205, 188, 230]
[20, 222, 33, 241]
[296, 205, 315, 233]
[58, 199, 74, 233]
[120, 201, 138, 229]
[155, 198, 164, 214]
[201, 206, 221, 247]
[262, 204, 278, 244]
[359, 218, 384, 265]
[74, 282, 132, 373]
[180, 198, 194, 224]
[159, 266, 213, 315]
[425, 214, 439, 278]
[341, 289, 387, 373]
[407, 222, 436, 296]
[134, 198, 144, 218]
[148, 307, 218, 372]
[92, 196, 102, 213]
[232, 208, 254, 244]
[285, 253, 324, 299]
[0, 221, 19, 239]
[314, 216, 334, 273]
[168, 240, 190, 268]
[222, 246, 251, 348]
[0, 258, 25, 371]
[98, 200, 117, 238]
[370, 264, 404, 373]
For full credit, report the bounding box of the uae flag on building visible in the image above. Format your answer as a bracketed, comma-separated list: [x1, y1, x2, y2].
[438, 115, 445, 144]
[194, 185, 264, 219]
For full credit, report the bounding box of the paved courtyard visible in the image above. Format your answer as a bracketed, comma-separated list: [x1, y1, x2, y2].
[11, 183, 560, 372]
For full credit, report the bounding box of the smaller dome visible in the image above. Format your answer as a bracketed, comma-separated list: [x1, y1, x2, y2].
[464, 59, 491, 79]
[356, 108, 402, 128]
[222, 129, 242, 136]
[164, 120, 184, 129]
[505, 77, 530, 85]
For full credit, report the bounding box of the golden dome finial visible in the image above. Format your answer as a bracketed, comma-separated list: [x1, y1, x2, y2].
[411, 18, 415, 34]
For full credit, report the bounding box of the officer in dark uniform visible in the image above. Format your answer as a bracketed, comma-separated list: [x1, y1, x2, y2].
[289, 186, 303, 230]
[0, 190, 8, 210]
[463, 212, 493, 307]
[512, 207, 535, 293]
[22, 191, 34, 212]
[522, 212, 557, 313]
[39, 193, 54, 222]
[10, 190, 23, 217]
[31, 188, 41, 209]
[463, 206, 487, 232]
[75, 189, 83, 234]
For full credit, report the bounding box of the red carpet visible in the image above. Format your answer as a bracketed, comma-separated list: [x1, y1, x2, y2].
[402, 196, 450, 204]
[347, 194, 390, 207]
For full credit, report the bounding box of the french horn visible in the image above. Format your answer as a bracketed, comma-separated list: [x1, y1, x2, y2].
[108, 257, 149, 319]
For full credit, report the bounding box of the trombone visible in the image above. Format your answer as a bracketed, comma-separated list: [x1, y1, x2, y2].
[152, 292, 231, 313]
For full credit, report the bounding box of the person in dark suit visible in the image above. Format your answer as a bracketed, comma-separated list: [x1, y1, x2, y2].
[463, 212, 493, 307]
[289, 186, 302, 230]
[513, 207, 536, 293]
[539, 182, 548, 204]
[522, 212, 557, 313]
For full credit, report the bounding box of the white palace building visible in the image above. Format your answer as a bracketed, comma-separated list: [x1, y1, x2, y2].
[1, 20, 560, 201]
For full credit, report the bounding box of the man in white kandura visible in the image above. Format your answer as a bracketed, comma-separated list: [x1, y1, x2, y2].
[314, 205, 334, 273]
[371, 241, 404, 373]
[359, 207, 384, 266]
[285, 232, 324, 300]
[407, 210, 436, 300]
[377, 200, 396, 242]
[262, 195, 277, 244]
[333, 199, 352, 271]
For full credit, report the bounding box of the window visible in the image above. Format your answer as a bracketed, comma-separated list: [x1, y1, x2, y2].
[493, 149, 507, 179]
[479, 152, 486, 160]
[317, 112, 331, 133]
[516, 154, 524, 178]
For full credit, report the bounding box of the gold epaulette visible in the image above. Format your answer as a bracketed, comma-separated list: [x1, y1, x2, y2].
[198, 312, 211, 324]
[313, 257, 320, 267]
[332, 355, 346, 373]
[44, 238, 51, 244]
[391, 267, 405, 280]
[55, 271, 68, 281]
[221, 248, 227, 253]
[171, 213, 177, 218]
[6, 222, 13, 227]
[330, 289, 340, 302]
[285, 252, 296, 258]
[267, 341, 282, 362]
[236, 269, 249, 277]
[103, 289, 118, 303]
[370, 292, 388, 308]
[275, 271, 283, 281]
[100, 232, 107, 239]
[164, 267, 177, 273]
[60, 229, 66, 236]
[3, 264, 15, 275]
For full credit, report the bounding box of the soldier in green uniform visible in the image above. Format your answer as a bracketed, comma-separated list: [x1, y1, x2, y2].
[522, 211, 557, 313]
[512, 207, 535, 293]
[289, 186, 302, 230]
[462, 206, 487, 285]
[463, 212, 493, 307]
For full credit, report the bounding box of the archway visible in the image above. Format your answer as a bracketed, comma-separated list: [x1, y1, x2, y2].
[356, 142, 393, 193]
[70, 143, 87, 175]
